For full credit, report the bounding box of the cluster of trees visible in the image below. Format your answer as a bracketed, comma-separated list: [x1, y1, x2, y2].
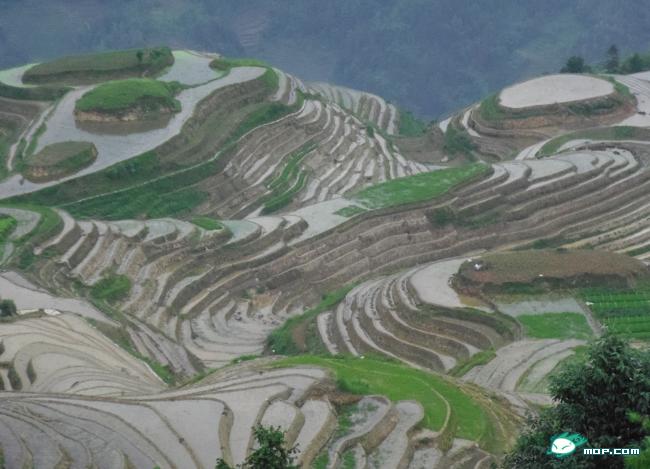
[503, 334, 650, 468]
[561, 45, 650, 74]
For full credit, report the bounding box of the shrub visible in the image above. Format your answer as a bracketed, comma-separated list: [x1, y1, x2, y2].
[90, 275, 131, 303]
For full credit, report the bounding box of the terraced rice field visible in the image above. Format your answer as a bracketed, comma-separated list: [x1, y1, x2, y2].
[4, 48, 650, 468]
[276, 356, 518, 455]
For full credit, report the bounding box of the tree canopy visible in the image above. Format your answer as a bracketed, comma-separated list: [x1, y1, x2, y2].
[216, 425, 298, 469]
[502, 334, 650, 468]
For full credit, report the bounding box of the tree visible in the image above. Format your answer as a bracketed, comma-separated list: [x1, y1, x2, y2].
[561, 56, 589, 74]
[502, 334, 650, 468]
[606, 45, 620, 73]
[216, 425, 298, 469]
[623, 53, 645, 74]
[136, 50, 144, 64]
[0, 299, 17, 317]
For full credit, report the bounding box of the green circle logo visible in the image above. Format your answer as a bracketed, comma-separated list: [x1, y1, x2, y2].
[547, 432, 588, 459]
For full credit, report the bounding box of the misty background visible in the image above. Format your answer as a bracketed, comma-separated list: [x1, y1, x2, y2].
[2, 0, 650, 118]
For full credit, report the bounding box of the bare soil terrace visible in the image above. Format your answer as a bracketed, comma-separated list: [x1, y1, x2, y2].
[458, 249, 647, 288]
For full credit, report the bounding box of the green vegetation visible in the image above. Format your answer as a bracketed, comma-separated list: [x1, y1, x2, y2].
[6, 71, 295, 220]
[12, 149, 212, 220]
[23, 141, 97, 182]
[538, 126, 650, 157]
[42, 147, 213, 219]
[275, 355, 509, 452]
[90, 274, 132, 303]
[443, 125, 476, 158]
[335, 205, 368, 217]
[231, 101, 295, 144]
[23, 47, 173, 84]
[24, 123, 46, 159]
[561, 44, 650, 76]
[518, 345, 588, 394]
[477, 94, 505, 122]
[352, 163, 489, 209]
[582, 284, 650, 341]
[260, 143, 315, 214]
[0, 81, 69, 101]
[449, 349, 496, 377]
[267, 284, 355, 355]
[398, 110, 428, 136]
[0, 215, 17, 259]
[503, 334, 650, 468]
[0, 299, 17, 318]
[216, 425, 298, 469]
[517, 312, 593, 340]
[0, 216, 17, 244]
[210, 57, 270, 71]
[341, 448, 356, 469]
[0, 204, 63, 270]
[191, 216, 223, 230]
[426, 206, 456, 227]
[560, 55, 591, 73]
[75, 78, 181, 114]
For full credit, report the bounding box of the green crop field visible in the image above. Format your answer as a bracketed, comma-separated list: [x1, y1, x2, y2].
[275, 355, 513, 453]
[352, 163, 489, 209]
[75, 78, 181, 113]
[517, 312, 593, 340]
[23, 47, 173, 84]
[581, 285, 650, 340]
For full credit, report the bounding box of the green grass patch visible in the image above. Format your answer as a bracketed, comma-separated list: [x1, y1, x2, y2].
[190, 216, 223, 230]
[0, 215, 17, 243]
[75, 78, 181, 114]
[449, 349, 496, 377]
[274, 355, 502, 451]
[538, 126, 650, 157]
[518, 312, 593, 340]
[267, 284, 355, 355]
[23, 47, 173, 84]
[606, 76, 633, 99]
[398, 110, 428, 136]
[335, 205, 368, 217]
[352, 163, 489, 209]
[90, 274, 132, 303]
